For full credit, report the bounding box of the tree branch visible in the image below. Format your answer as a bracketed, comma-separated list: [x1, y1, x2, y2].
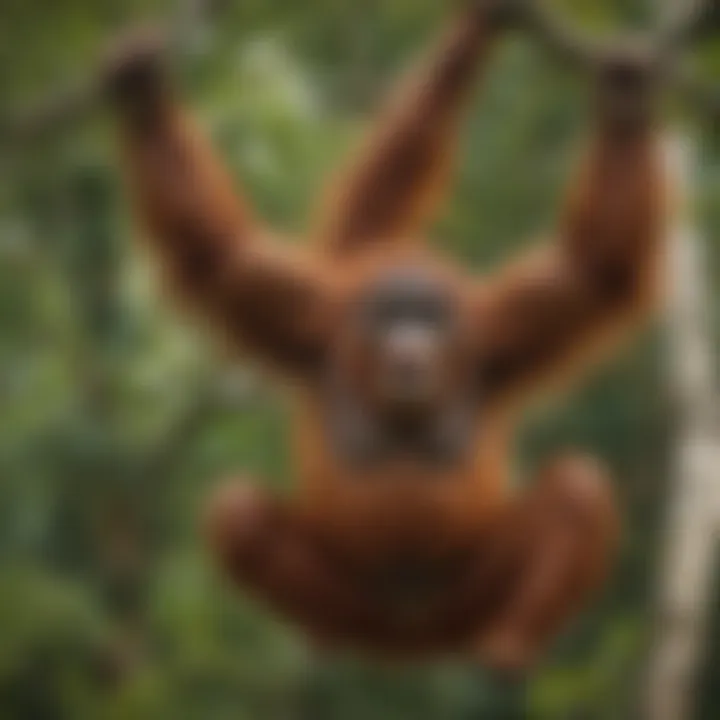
[5, 0, 720, 145]
[520, 0, 600, 69]
[0, 0, 222, 146]
[518, 0, 720, 121]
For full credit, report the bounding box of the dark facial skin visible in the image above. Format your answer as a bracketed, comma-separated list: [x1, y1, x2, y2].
[326, 267, 479, 468]
[359, 269, 458, 414]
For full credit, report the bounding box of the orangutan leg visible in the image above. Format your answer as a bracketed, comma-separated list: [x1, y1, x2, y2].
[203, 477, 392, 648]
[476, 454, 619, 673]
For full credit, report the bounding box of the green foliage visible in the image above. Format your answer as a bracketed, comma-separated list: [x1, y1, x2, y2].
[1, 0, 718, 718]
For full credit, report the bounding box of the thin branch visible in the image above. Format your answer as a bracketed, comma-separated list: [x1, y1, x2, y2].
[0, 0, 222, 146]
[521, 0, 600, 70]
[655, 0, 720, 122]
[519, 0, 720, 121]
[5, 0, 720, 145]
[656, 0, 720, 51]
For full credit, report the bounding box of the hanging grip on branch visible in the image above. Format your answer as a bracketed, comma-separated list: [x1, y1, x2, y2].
[593, 42, 665, 135]
[102, 28, 172, 130]
[4, 0, 720, 145]
[504, 0, 720, 120]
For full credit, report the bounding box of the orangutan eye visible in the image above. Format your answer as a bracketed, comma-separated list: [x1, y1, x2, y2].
[372, 299, 402, 326]
[409, 298, 450, 328]
[419, 301, 446, 325]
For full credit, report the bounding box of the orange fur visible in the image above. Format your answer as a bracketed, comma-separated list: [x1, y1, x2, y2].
[107, 5, 666, 669]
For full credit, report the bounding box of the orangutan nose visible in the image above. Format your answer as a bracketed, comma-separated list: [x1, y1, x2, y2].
[382, 325, 442, 402]
[387, 325, 437, 369]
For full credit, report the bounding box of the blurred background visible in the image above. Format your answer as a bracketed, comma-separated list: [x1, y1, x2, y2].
[1, 0, 720, 718]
